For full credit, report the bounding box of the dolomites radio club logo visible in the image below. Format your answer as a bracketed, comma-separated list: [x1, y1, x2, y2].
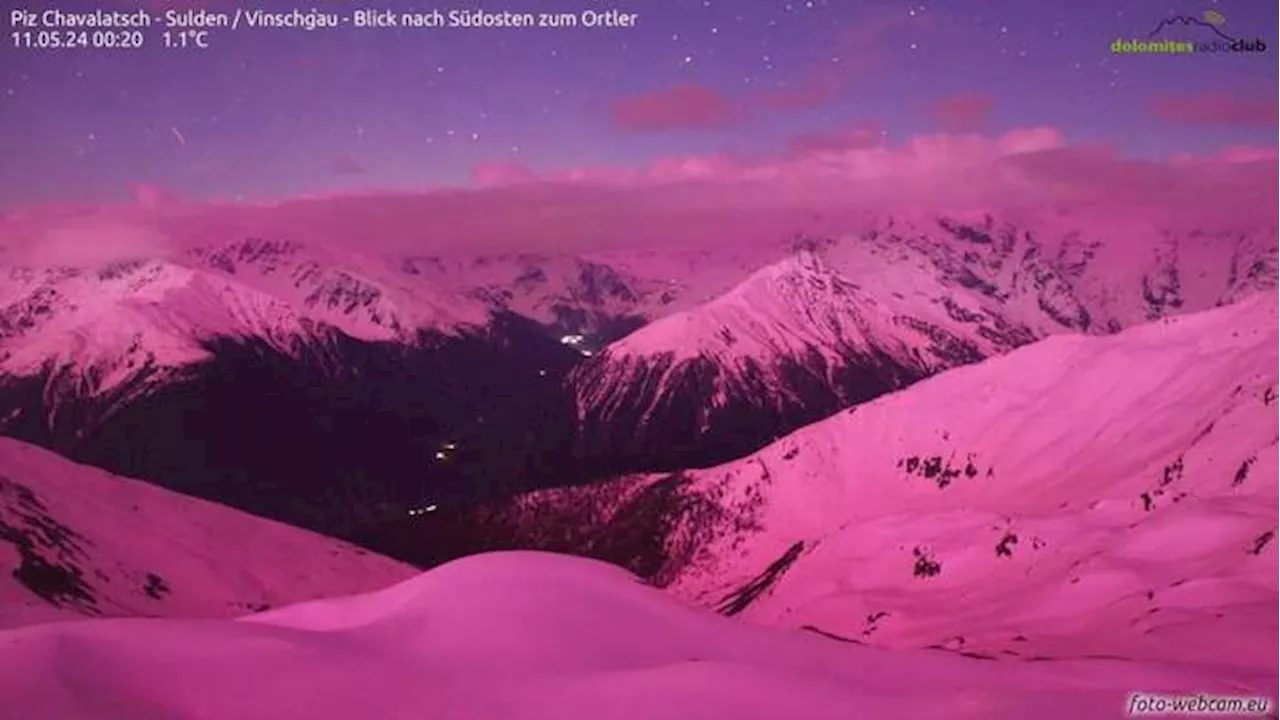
[1112, 9, 1267, 55]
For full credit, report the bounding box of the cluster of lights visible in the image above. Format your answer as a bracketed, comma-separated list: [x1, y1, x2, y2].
[407, 504, 438, 516]
[559, 334, 594, 357]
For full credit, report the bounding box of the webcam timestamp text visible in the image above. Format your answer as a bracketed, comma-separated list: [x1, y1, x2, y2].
[9, 29, 216, 50]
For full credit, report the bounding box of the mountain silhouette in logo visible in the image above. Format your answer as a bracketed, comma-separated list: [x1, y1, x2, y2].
[1147, 14, 1236, 41]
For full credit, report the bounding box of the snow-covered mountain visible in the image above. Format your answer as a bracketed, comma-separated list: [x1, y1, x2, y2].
[0, 437, 414, 629]
[563, 214, 1277, 472]
[567, 247, 1032, 470]
[372, 292, 1278, 676]
[0, 238, 686, 397]
[2, 551, 1273, 720]
[0, 238, 702, 535]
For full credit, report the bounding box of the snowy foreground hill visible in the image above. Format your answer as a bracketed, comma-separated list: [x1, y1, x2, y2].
[371, 292, 1278, 693]
[0, 438, 416, 629]
[1, 551, 1273, 720]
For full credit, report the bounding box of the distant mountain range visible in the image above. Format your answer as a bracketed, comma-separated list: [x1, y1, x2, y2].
[0, 214, 1274, 544]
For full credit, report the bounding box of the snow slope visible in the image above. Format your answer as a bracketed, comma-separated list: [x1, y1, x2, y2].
[0, 261, 340, 401]
[1, 551, 1273, 720]
[400, 292, 1278, 682]
[0, 437, 416, 628]
[573, 248, 1027, 423]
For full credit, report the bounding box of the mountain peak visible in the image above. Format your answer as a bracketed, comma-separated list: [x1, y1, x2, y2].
[730, 249, 851, 299]
[187, 238, 308, 275]
[602, 251, 864, 363]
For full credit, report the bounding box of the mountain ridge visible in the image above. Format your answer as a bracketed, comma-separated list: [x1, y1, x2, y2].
[0, 436, 416, 628]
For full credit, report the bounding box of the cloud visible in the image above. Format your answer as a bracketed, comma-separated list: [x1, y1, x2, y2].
[1, 127, 1273, 265]
[131, 182, 181, 210]
[610, 76, 845, 133]
[997, 143, 1276, 223]
[0, 206, 174, 267]
[1149, 92, 1277, 127]
[473, 162, 538, 187]
[995, 127, 1067, 154]
[610, 8, 943, 131]
[1214, 146, 1279, 163]
[787, 123, 887, 155]
[928, 94, 995, 132]
[755, 67, 849, 113]
[611, 85, 743, 131]
[330, 153, 368, 176]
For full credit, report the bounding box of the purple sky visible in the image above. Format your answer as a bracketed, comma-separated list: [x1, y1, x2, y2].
[0, 0, 1275, 211]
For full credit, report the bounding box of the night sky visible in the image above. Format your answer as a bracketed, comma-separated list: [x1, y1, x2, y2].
[0, 0, 1275, 210]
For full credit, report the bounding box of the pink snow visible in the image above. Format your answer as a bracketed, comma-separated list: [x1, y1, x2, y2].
[630, 292, 1277, 689]
[0, 229, 1273, 716]
[0, 438, 417, 624]
[1, 550, 1271, 720]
